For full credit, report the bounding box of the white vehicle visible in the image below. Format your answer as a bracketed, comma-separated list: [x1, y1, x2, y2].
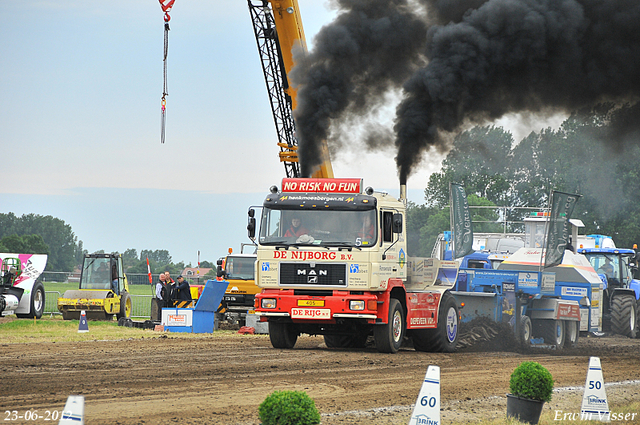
[0, 253, 48, 318]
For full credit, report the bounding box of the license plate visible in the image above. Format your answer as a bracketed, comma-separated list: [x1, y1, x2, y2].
[291, 308, 331, 319]
[297, 299, 325, 307]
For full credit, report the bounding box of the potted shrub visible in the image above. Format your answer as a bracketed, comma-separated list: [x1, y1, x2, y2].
[259, 390, 320, 425]
[506, 361, 554, 425]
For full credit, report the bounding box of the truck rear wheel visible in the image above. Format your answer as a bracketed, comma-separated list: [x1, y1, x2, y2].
[374, 298, 405, 353]
[16, 282, 45, 319]
[434, 293, 459, 352]
[411, 293, 459, 352]
[611, 295, 637, 338]
[269, 321, 298, 349]
[540, 320, 565, 348]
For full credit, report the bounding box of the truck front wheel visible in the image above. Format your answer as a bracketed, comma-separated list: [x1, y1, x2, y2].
[374, 298, 405, 353]
[269, 321, 298, 349]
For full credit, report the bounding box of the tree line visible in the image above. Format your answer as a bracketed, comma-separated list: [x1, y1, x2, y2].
[408, 102, 640, 257]
[4, 103, 638, 267]
[0, 213, 215, 273]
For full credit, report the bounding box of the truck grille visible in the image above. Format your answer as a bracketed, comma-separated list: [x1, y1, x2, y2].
[279, 263, 347, 287]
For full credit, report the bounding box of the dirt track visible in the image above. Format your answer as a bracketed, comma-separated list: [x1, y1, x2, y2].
[2, 329, 640, 424]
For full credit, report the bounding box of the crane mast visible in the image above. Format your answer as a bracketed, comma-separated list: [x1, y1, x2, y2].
[248, 0, 334, 178]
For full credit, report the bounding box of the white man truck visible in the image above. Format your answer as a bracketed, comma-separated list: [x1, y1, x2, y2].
[250, 178, 461, 353]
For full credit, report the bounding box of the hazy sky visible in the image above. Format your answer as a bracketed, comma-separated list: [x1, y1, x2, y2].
[0, 1, 560, 266]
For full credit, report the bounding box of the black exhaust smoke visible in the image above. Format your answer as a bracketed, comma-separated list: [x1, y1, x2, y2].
[293, 0, 640, 181]
[290, 0, 429, 177]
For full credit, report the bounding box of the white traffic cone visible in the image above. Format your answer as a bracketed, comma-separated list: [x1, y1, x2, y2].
[581, 356, 610, 421]
[408, 365, 440, 425]
[78, 311, 89, 333]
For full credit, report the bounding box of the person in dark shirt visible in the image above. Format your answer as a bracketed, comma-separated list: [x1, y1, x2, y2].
[175, 275, 192, 301]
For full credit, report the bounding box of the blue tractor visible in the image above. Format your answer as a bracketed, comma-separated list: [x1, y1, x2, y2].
[578, 247, 640, 338]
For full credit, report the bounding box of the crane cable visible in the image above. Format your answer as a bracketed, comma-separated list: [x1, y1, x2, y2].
[159, 0, 175, 144]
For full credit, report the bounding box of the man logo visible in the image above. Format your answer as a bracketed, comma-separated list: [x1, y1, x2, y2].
[308, 276, 318, 283]
[297, 269, 328, 276]
[262, 262, 270, 272]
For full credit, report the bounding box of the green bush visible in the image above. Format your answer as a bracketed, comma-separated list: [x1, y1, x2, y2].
[509, 361, 554, 403]
[258, 390, 320, 425]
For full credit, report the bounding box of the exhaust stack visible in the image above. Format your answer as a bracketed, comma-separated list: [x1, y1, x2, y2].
[400, 183, 407, 204]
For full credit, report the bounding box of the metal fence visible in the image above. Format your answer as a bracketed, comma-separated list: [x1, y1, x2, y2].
[42, 272, 212, 286]
[44, 291, 152, 319]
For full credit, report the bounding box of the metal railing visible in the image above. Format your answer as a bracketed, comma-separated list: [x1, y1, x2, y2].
[45, 291, 61, 315]
[44, 292, 152, 319]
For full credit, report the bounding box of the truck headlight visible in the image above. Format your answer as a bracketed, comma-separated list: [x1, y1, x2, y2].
[261, 298, 277, 309]
[350, 300, 365, 311]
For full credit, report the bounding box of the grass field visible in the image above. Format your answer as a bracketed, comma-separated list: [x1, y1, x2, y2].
[0, 315, 241, 343]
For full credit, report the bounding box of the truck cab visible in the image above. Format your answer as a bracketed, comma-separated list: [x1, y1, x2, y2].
[252, 178, 460, 354]
[216, 248, 257, 326]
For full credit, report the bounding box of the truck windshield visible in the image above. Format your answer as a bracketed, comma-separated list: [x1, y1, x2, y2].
[225, 256, 256, 280]
[259, 208, 377, 248]
[80, 258, 114, 290]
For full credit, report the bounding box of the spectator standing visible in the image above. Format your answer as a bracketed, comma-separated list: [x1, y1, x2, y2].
[175, 275, 192, 302]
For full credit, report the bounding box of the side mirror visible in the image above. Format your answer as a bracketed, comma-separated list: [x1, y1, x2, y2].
[247, 217, 256, 239]
[247, 208, 256, 238]
[392, 213, 403, 233]
[216, 265, 224, 278]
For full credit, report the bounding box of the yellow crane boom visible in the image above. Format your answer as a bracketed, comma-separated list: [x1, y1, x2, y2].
[248, 0, 333, 178]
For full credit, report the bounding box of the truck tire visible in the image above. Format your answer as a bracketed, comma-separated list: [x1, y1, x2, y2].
[269, 321, 298, 349]
[16, 282, 45, 319]
[564, 320, 579, 348]
[411, 293, 459, 352]
[374, 298, 405, 353]
[610, 295, 637, 338]
[540, 319, 565, 348]
[433, 293, 459, 352]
